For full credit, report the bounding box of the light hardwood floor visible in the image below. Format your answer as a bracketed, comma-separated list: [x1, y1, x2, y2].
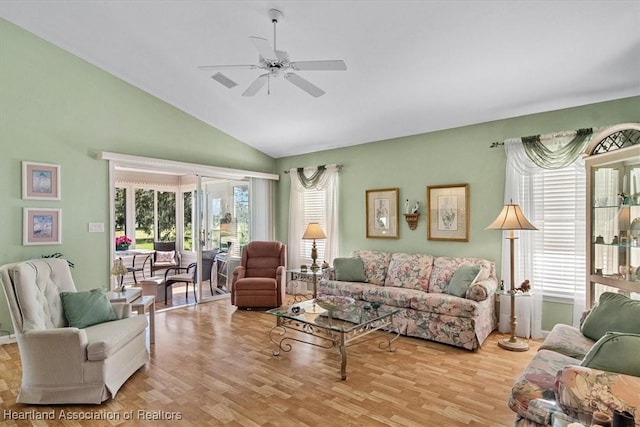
[0, 298, 539, 426]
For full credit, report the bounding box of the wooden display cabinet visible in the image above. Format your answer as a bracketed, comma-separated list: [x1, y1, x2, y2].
[585, 123, 640, 308]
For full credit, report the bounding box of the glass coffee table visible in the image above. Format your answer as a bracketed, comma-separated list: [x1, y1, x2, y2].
[267, 298, 401, 380]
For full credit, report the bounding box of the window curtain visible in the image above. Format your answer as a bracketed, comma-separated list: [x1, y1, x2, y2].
[503, 131, 589, 338]
[522, 128, 592, 169]
[249, 177, 274, 241]
[503, 138, 544, 339]
[288, 165, 340, 269]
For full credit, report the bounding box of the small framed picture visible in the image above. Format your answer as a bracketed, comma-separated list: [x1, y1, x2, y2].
[427, 184, 469, 242]
[23, 208, 62, 245]
[366, 188, 399, 239]
[22, 161, 61, 200]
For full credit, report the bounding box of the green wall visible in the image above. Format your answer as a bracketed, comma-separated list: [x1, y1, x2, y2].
[0, 20, 276, 333]
[275, 96, 640, 331]
[2, 18, 639, 335]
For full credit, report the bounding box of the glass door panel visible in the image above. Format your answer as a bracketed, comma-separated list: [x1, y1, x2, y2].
[196, 176, 233, 303]
[157, 191, 176, 241]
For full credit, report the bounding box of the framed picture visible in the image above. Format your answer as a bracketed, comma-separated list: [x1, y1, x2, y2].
[427, 184, 469, 242]
[22, 161, 61, 200]
[23, 208, 62, 245]
[366, 188, 399, 239]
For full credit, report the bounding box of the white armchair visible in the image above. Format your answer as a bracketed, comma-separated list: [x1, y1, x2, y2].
[0, 258, 149, 404]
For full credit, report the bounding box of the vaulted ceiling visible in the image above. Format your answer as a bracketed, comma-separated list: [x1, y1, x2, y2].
[1, 1, 639, 158]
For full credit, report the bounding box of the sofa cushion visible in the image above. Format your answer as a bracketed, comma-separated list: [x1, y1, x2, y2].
[333, 257, 367, 282]
[508, 349, 582, 421]
[60, 288, 118, 329]
[155, 250, 175, 263]
[384, 252, 433, 290]
[445, 264, 481, 297]
[465, 281, 491, 302]
[410, 292, 480, 318]
[581, 292, 640, 341]
[580, 332, 640, 376]
[362, 286, 421, 309]
[429, 257, 493, 294]
[351, 250, 392, 285]
[84, 314, 148, 361]
[318, 280, 375, 300]
[555, 365, 640, 422]
[539, 323, 595, 359]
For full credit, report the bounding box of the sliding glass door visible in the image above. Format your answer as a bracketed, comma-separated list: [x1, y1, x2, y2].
[195, 176, 249, 303]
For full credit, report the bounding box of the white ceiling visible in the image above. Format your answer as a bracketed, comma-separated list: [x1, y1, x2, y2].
[1, 1, 639, 158]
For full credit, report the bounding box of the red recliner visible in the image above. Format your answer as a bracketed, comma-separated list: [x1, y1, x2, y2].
[231, 241, 287, 309]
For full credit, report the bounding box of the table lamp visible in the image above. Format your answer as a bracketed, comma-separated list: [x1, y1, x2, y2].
[302, 223, 326, 272]
[111, 257, 128, 292]
[302, 222, 326, 300]
[486, 202, 537, 351]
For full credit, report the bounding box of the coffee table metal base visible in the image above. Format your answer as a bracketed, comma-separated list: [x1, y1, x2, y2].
[269, 314, 399, 380]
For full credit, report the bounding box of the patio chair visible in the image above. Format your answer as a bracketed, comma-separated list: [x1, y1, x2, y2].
[163, 249, 219, 303]
[146, 241, 181, 276]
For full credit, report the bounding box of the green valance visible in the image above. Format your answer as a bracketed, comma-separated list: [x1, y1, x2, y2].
[297, 165, 326, 189]
[523, 128, 592, 169]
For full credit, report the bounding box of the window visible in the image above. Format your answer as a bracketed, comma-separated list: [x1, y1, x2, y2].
[157, 191, 176, 241]
[183, 191, 193, 251]
[288, 165, 339, 270]
[135, 189, 155, 249]
[299, 188, 327, 265]
[114, 185, 178, 250]
[114, 187, 126, 237]
[234, 185, 249, 249]
[527, 164, 586, 302]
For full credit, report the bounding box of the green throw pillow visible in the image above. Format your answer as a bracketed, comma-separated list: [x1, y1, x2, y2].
[446, 264, 481, 298]
[333, 257, 367, 282]
[61, 288, 117, 329]
[581, 292, 640, 341]
[580, 332, 640, 376]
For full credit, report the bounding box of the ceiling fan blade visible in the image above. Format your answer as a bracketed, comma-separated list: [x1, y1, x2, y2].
[284, 73, 325, 97]
[242, 74, 269, 96]
[249, 36, 278, 62]
[290, 60, 347, 71]
[198, 64, 257, 70]
[211, 72, 238, 89]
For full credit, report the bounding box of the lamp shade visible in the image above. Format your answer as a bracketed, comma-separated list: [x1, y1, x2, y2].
[486, 204, 537, 231]
[110, 258, 128, 276]
[302, 222, 326, 240]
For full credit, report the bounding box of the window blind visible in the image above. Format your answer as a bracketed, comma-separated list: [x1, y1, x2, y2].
[528, 165, 586, 301]
[298, 188, 327, 264]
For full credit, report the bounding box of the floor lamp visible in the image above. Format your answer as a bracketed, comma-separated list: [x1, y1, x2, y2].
[302, 222, 326, 299]
[486, 203, 537, 352]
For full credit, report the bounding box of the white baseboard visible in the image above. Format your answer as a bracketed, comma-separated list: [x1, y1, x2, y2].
[0, 334, 16, 345]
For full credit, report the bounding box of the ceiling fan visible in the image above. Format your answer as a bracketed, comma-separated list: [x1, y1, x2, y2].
[199, 9, 346, 97]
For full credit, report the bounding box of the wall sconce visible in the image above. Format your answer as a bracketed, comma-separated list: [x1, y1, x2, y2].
[403, 199, 420, 230]
[404, 213, 420, 230]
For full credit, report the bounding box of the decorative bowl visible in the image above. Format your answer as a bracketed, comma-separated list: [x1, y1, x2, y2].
[314, 295, 355, 312]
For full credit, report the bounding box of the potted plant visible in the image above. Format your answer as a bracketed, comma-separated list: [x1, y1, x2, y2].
[115, 235, 132, 251]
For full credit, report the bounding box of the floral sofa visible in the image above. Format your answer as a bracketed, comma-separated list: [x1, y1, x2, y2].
[509, 293, 640, 426]
[318, 250, 498, 350]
